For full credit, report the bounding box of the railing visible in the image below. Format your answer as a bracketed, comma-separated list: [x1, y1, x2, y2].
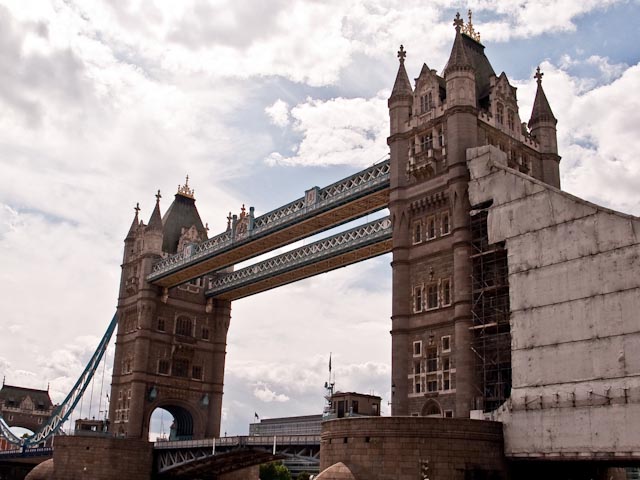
[154, 434, 320, 450]
[148, 159, 390, 281]
[206, 216, 392, 297]
[0, 447, 53, 458]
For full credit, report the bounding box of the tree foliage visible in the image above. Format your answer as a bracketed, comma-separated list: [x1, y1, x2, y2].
[259, 461, 292, 480]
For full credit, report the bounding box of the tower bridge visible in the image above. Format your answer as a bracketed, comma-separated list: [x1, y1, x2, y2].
[2, 10, 640, 480]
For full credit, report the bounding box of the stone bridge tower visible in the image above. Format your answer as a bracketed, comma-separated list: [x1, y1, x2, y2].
[108, 180, 230, 440]
[388, 12, 559, 418]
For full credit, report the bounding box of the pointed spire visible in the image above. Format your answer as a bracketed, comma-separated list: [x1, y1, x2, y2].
[444, 12, 473, 76]
[390, 44, 413, 98]
[528, 66, 557, 127]
[126, 203, 140, 240]
[147, 190, 163, 232]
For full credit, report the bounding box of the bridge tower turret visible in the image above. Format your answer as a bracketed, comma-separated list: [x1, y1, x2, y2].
[528, 67, 561, 188]
[109, 179, 230, 441]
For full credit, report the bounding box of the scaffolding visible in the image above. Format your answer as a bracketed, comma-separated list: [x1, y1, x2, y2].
[470, 207, 512, 413]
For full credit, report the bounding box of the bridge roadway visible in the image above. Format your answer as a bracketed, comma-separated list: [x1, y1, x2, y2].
[207, 216, 391, 300]
[154, 435, 320, 478]
[148, 160, 390, 288]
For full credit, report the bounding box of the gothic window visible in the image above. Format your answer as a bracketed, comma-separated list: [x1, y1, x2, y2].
[507, 109, 515, 131]
[413, 221, 423, 244]
[496, 103, 504, 125]
[426, 216, 436, 240]
[441, 211, 450, 236]
[175, 316, 193, 337]
[413, 286, 423, 313]
[441, 278, 452, 306]
[413, 340, 422, 357]
[426, 284, 438, 310]
[172, 359, 189, 378]
[158, 359, 170, 375]
[426, 347, 437, 373]
[438, 128, 445, 147]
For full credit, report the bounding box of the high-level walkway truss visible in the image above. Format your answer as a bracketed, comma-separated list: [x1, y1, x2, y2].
[148, 160, 390, 288]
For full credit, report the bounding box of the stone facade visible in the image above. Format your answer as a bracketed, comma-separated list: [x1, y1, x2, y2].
[388, 12, 559, 418]
[320, 417, 507, 480]
[51, 437, 153, 480]
[108, 183, 230, 440]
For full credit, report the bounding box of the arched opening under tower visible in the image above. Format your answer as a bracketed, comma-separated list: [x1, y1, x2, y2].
[420, 400, 442, 417]
[148, 406, 194, 442]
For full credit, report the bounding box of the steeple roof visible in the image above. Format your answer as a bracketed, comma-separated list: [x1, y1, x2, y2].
[161, 180, 207, 254]
[529, 67, 557, 126]
[444, 16, 473, 75]
[444, 12, 496, 99]
[390, 45, 413, 98]
[125, 203, 140, 240]
[146, 190, 163, 232]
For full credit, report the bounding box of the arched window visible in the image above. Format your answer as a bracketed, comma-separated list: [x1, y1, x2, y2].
[175, 316, 193, 337]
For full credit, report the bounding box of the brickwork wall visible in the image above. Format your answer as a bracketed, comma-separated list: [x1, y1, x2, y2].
[52, 437, 152, 480]
[320, 417, 507, 480]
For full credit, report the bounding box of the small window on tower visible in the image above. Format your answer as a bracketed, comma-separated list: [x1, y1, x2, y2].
[157, 317, 165, 332]
[442, 336, 451, 353]
[413, 221, 423, 244]
[415, 381, 422, 394]
[507, 109, 515, 131]
[441, 211, 451, 236]
[426, 284, 438, 310]
[158, 360, 170, 375]
[201, 327, 210, 340]
[441, 279, 452, 307]
[413, 340, 422, 357]
[192, 366, 202, 380]
[426, 347, 437, 373]
[496, 103, 504, 125]
[421, 133, 433, 152]
[172, 359, 189, 378]
[413, 285, 424, 313]
[426, 216, 436, 240]
[414, 360, 422, 375]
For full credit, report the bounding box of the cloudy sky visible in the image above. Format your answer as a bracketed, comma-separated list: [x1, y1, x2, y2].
[0, 0, 639, 439]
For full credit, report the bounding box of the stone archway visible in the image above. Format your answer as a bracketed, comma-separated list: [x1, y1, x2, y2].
[147, 403, 195, 441]
[420, 399, 442, 417]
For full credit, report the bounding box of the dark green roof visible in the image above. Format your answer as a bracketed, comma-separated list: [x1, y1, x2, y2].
[161, 193, 207, 254]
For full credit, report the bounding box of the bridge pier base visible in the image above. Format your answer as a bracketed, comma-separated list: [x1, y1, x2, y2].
[52, 436, 153, 480]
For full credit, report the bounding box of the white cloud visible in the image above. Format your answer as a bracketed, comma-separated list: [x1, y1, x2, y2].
[265, 99, 290, 127]
[265, 92, 390, 167]
[253, 383, 290, 403]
